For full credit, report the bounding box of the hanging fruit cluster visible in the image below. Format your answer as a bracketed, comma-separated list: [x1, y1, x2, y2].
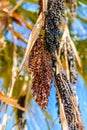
[56, 74, 77, 130]
[29, 36, 52, 108]
[44, 0, 64, 53]
[28, 0, 84, 129]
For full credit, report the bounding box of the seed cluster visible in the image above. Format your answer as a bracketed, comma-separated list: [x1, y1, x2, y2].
[44, 0, 64, 53]
[55, 73, 77, 130]
[67, 41, 77, 84]
[29, 36, 52, 108]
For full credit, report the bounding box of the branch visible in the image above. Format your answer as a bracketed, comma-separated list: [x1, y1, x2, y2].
[0, 91, 25, 111]
[17, 12, 44, 77]
[10, 0, 25, 13]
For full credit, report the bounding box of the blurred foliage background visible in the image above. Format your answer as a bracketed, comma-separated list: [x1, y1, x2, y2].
[0, 0, 87, 130]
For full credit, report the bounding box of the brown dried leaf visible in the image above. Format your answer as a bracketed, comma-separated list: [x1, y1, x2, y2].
[2, 10, 33, 30]
[0, 91, 25, 111]
[0, 0, 9, 11]
[17, 12, 44, 77]
[11, 12, 33, 30]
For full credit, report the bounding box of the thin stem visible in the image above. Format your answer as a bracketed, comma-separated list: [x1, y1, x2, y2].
[64, 43, 70, 82]
[10, 0, 25, 13]
[42, 0, 48, 12]
[7, 38, 17, 97]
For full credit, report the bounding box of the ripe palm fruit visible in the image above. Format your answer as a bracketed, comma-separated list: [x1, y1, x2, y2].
[29, 36, 52, 108]
[44, 0, 64, 53]
[55, 73, 77, 130]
